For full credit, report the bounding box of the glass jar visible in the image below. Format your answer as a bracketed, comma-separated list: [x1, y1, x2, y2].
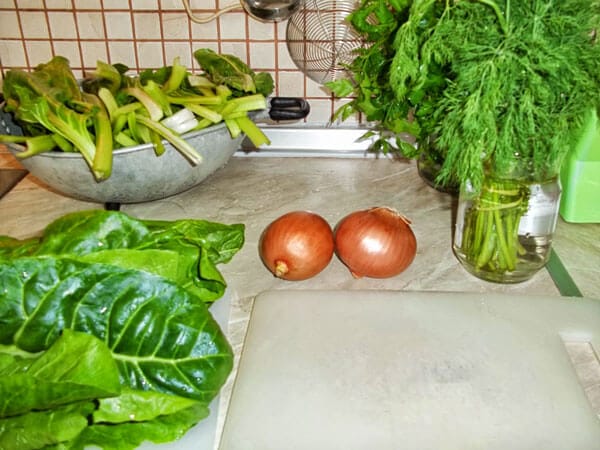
[416, 135, 459, 195]
[453, 170, 561, 283]
[417, 154, 458, 195]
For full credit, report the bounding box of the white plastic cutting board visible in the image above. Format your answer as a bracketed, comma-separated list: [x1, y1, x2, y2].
[219, 290, 600, 450]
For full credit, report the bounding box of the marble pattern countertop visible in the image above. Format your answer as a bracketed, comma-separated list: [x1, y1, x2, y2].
[1, 149, 599, 445]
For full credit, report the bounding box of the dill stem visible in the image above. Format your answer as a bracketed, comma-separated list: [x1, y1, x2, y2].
[475, 0, 509, 36]
[475, 209, 495, 268]
[493, 206, 514, 271]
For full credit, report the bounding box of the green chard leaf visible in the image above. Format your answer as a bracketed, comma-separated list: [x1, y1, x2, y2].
[194, 48, 256, 93]
[0, 210, 243, 448]
[0, 210, 245, 304]
[0, 257, 234, 404]
[70, 395, 208, 450]
[0, 329, 120, 418]
[93, 388, 205, 424]
[3, 56, 115, 181]
[194, 48, 274, 97]
[0, 401, 95, 450]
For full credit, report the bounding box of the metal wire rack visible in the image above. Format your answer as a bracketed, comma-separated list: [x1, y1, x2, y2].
[286, 0, 363, 84]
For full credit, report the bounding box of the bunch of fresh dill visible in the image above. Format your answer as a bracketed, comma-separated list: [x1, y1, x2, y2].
[390, 0, 600, 188]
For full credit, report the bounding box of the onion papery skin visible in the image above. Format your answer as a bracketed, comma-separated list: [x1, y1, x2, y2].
[259, 211, 335, 281]
[334, 207, 417, 279]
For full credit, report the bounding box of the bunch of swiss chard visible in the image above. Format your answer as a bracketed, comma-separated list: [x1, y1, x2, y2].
[0, 210, 244, 449]
[0, 49, 274, 181]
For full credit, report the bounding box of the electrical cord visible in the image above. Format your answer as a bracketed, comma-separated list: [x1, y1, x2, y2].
[181, 0, 242, 24]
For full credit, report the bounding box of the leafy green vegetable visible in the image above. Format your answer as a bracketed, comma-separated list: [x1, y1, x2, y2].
[0, 210, 245, 303]
[0, 257, 234, 402]
[0, 329, 120, 418]
[0, 330, 118, 449]
[396, 0, 600, 278]
[0, 327, 211, 449]
[71, 395, 208, 450]
[326, 0, 420, 156]
[0, 401, 95, 450]
[328, 0, 600, 183]
[389, 0, 600, 188]
[93, 388, 203, 423]
[161, 56, 189, 94]
[62, 389, 208, 450]
[1, 56, 114, 181]
[1, 49, 275, 180]
[194, 48, 274, 97]
[329, 0, 600, 278]
[0, 134, 61, 157]
[0, 210, 242, 448]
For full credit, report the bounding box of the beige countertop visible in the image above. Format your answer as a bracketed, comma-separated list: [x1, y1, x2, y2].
[2, 149, 600, 445]
[2, 151, 598, 300]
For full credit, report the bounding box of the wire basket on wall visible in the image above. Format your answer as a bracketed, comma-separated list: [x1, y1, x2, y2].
[286, 0, 364, 85]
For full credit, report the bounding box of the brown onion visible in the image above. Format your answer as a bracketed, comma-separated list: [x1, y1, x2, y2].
[334, 206, 417, 278]
[259, 211, 334, 281]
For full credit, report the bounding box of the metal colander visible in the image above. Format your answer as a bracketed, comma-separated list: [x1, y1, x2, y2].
[286, 0, 363, 85]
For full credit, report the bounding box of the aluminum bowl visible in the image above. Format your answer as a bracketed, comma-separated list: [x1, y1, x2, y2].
[0, 98, 309, 204]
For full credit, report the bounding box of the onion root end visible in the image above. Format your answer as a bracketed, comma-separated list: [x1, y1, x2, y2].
[274, 260, 289, 278]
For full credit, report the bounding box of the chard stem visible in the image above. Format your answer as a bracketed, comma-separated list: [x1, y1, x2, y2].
[135, 115, 202, 165]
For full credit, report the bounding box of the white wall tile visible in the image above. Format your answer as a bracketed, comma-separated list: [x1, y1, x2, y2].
[249, 42, 275, 69]
[0, 41, 27, 67]
[14, 0, 39, 9]
[103, 0, 128, 9]
[136, 41, 164, 68]
[161, 12, 190, 39]
[159, 0, 182, 10]
[305, 76, 328, 97]
[277, 71, 305, 97]
[275, 20, 286, 36]
[80, 41, 109, 67]
[0, 11, 21, 39]
[131, 0, 159, 9]
[305, 98, 334, 123]
[73, 0, 102, 9]
[15, 0, 39, 8]
[53, 41, 82, 67]
[185, 0, 216, 8]
[45, 0, 72, 8]
[277, 42, 295, 69]
[76, 12, 105, 39]
[164, 42, 194, 67]
[248, 19, 275, 40]
[24, 41, 53, 66]
[190, 19, 218, 40]
[20, 12, 49, 39]
[133, 12, 162, 39]
[48, 12, 78, 39]
[104, 12, 134, 40]
[107, 41, 137, 67]
[218, 41, 247, 61]
[219, 12, 246, 40]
